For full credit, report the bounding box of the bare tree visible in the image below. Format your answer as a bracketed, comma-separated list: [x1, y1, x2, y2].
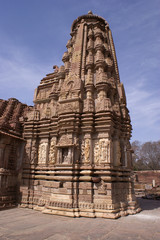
[131, 140, 160, 170]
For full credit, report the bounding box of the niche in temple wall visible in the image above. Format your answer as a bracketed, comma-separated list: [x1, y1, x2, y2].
[81, 139, 91, 164]
[57, 147, 73, 164]
[39, 103, 49, 119]
[94, 139, 111, 164]
[56, 134, 74, 164]
[38, 140, 48, 165]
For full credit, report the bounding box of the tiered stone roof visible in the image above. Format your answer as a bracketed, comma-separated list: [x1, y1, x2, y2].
[0, 98, 30, 137]
[19, 12, 140, 218]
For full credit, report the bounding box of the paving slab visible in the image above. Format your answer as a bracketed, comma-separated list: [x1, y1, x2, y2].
[0, 198, 160, 240]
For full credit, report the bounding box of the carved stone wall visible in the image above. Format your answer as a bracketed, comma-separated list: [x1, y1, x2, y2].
[94, 139, 110, 164]
[0, 98, 27, 208]
[19, 11, 140, 218]
[38, 141, 48, 165]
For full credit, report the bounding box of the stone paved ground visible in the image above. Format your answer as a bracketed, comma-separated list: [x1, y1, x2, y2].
[0, 198, 160, 240]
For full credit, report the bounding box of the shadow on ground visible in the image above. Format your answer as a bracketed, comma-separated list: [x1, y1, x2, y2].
[137, 197, 160, 211]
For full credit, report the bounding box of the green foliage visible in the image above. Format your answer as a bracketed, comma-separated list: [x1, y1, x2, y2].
[131, 140, 160, 170]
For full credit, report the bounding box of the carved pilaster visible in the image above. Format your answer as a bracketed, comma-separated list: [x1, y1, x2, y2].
[49, 138, 57, 165]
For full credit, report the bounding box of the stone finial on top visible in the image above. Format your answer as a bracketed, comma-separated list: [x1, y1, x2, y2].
[88, 10, 93, 15]
[53, 65, 59, 73]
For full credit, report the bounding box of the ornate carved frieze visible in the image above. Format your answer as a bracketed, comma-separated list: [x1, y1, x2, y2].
[58, 100, 82, 114]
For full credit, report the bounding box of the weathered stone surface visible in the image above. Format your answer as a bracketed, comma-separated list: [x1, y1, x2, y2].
[0, 98, 29, 209]
[18, 11, 140, 218]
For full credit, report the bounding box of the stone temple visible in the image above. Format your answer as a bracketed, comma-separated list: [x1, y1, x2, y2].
[1, 12, 141, 218]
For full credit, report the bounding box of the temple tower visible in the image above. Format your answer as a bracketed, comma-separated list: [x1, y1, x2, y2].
[20, 12, 140, 218]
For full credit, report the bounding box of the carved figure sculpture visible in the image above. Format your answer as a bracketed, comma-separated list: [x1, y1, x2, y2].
[84, 139, 90, 163]
[38, 142, 48, 164]
[49, 139, 56, 164]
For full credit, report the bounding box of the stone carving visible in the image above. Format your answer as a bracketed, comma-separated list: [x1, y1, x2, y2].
[60, 76, 82, 99]
[94, 139, 110, 164]
[62, 148, 72, 164]
[26, 109, 40, 121]
[24, 141, 31, 163]
[38, 142, 48, 164]
[49, 139, 56, 164]
[84, 139, 90, 163]
[45, 107, 51, 119]
[94, 142, 99, 164]
[58, 101, 80, 114]
[95, 91, 112, 112]
[58, 134, 72, 146]
[81, 139, 90, 164]
[113, 140, 121, 166]
[113, 102, 121, 116]
[116, 141, 121, 165]
[95, 180, 107, 195]
[83, 99, 94, 112]
[30, 140, 38, 163]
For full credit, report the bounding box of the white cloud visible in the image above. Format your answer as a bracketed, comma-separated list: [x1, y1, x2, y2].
[0, 33, 61, 105]
[126, 79, 160, 141]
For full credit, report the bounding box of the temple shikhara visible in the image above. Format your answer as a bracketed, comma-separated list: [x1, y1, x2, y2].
[0, 12, 140, 218]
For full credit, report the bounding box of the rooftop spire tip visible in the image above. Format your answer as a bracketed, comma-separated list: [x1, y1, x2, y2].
[88, 10, 93, 15]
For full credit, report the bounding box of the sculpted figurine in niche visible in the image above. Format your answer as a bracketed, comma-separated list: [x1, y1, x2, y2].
[96, 90, 111, 112]
[94, 139, 110, 164]
[99, 139, 110, 163]
[83, 91, 94, 112]
[84, 139, 90, 163]
[62, 148, 71, 164]
[49, 139, 56, 164]
[38, 142, 48, 164]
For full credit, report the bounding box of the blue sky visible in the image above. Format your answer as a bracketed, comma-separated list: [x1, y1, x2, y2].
[0, 0, 159, 142]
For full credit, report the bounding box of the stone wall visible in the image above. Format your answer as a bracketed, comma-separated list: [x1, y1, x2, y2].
[134, 170, 160, 195]
[0, 98, 28, 209]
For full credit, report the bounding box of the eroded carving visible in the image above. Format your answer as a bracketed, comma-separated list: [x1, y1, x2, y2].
[94, 139, 110, 164]
[81, 139, 90, 164]
[58, 134, 72, 146]
[49, 139, 56, 164]
[38, 142, 48, 164]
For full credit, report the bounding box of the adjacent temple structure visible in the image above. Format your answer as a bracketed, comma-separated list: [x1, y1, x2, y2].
[1, 12, 141, 218]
